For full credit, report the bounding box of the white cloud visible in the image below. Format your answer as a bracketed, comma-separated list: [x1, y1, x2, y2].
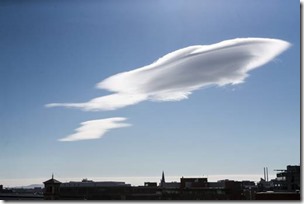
[58, 117, 131, 142]
[46, 38, 290, 111]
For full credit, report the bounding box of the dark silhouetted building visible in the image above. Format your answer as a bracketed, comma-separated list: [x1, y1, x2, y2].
[273, 165, 300, 192]
[0, 186, 43, 200]
[180, 177, 208, 189]
[255, 165, 300, 200]
[43, 174, 61, 200]
[43, 177, 131, 200]
[144, 182, 157, 187]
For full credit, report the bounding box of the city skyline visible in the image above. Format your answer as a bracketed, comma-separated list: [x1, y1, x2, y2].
[0, 0, 300, 187]
[1, 165, 300, 200]
[0, 173, 278, 188]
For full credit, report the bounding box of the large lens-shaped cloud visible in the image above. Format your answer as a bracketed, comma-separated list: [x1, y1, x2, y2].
[46, 38, 290, 111]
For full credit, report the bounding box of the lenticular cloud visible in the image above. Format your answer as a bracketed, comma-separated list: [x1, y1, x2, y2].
[58, 117, 131, 142]
[46, 38, 290, 111]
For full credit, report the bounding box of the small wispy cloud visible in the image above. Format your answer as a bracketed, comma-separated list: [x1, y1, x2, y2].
[46, 38, 290, 111]
[58, 117, 131, 142]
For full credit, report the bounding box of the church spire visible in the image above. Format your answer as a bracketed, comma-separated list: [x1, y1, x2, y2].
[160, 171, 165, 187]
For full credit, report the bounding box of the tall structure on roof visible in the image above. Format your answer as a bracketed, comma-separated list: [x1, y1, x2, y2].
[43, 174, 62, 200]
[160, 171, 165, 187]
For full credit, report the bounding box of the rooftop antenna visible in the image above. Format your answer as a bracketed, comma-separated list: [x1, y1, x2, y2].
[52, 173, 54, 179]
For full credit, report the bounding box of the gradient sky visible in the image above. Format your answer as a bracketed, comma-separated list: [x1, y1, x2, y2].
[0, 0, 300, 186]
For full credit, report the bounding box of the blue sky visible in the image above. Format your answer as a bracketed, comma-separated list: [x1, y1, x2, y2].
[0, 0, 300, 186]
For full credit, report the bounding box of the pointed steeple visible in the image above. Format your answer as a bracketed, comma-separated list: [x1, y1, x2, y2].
[160, 171, 165, 187]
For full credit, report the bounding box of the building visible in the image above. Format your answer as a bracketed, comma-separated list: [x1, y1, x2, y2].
[144, 182, 157, 187]
[43, 174, 61, 200]
[43, 177, 132, 200]
[258, 165, 300, 193]
[241, 180, 257, 200]
[255, 165, 300, 200]
[58, 179, 131, 200]
[180, 177, 208, 189]
[273, 165, 300, 192]
[0, 186, 43, 200]
[127, 185, 161, 200]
